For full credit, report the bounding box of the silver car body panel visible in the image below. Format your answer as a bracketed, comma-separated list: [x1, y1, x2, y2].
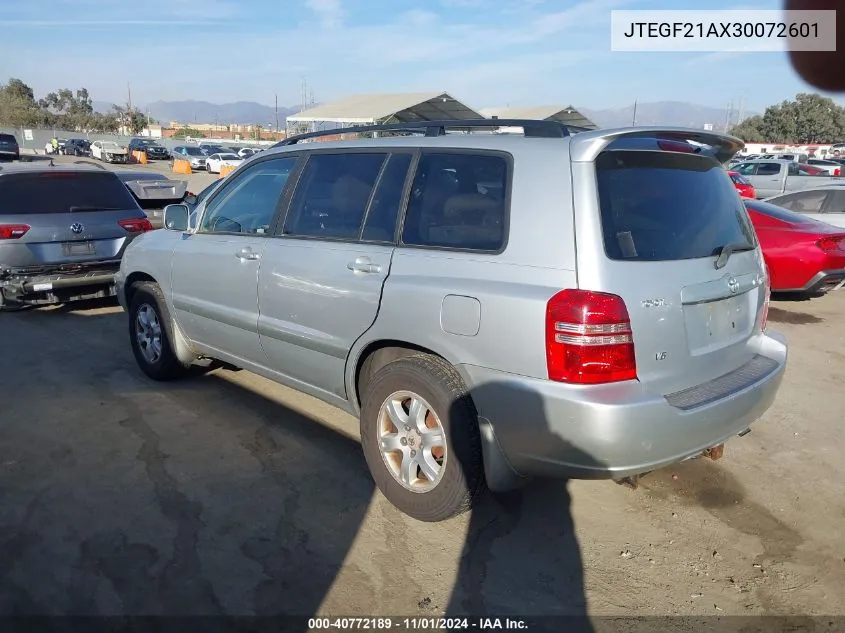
[117, 127, 788, 490]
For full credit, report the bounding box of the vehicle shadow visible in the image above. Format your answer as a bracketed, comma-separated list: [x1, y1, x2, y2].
[2, 303, 593, 627]
[445, 382, 596, 632]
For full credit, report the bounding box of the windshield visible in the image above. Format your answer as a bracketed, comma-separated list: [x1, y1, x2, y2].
[595, 150, 757, 261]
[219, 153, 239, 160]
[101, 142, 120, 149]
[0, 171, 138, 214]
[184, 147, 204, 156]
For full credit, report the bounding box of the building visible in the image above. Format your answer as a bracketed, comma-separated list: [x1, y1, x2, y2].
[479, 106, 598, 130]
[284, 91, 482, 137]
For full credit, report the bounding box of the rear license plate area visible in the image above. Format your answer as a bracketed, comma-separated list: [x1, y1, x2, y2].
[684, 292, 753, 355]
[62, 241, 96, 256]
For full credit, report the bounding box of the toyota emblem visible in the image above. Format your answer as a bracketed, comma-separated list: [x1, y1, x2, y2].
[70, 222, 85, 234]
[727, 276, 739, 294]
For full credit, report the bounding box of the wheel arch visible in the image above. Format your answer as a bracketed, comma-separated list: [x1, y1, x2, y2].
[349, 339, 459, 415]
[125, 273, 197, 365]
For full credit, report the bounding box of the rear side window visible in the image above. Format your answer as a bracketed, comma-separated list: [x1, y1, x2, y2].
[401, 152, 508, 252]
[595, 151, 757, 262]
[284, 152, 387, 240]
[769, 190, 829, 214]
[0, 171, 138, 214]
[729, 173, 750, 185]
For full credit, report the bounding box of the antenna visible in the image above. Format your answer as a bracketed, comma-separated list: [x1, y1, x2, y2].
[275, 93, 279, 132]
[631, 98, 638, 126]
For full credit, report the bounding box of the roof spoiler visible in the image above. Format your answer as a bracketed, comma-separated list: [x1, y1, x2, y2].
[569, 126, 744, 165]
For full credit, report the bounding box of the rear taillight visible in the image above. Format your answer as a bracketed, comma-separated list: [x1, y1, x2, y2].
[817, 236, 845, 253]
[545, 289, 637, 384]
[835, 168, 841, 176]
[0, 224, 30, 239]
[119, 218, 154, 233]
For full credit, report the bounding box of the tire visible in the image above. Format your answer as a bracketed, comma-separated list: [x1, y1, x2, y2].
[359, 353, 486, 522]
[128, 282, 191, 381]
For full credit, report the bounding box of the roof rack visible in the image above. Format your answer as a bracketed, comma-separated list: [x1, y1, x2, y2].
[274, 118, 578, 147]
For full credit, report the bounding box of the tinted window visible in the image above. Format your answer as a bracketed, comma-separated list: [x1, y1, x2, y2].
[827, 190, 845, 213]
[595, 151, 757, 262]
[744, 199, 816, 223]
[184, 147, 204, 156]
[199, 157, 296, 234]
[0, 134, 17, 144]
[729, 173, 750, 185]
[361, 153, 412, 242]
[770, 190, 828, 214]
[401, 153, 508, 251]
[0, 171, 138, 214]
[284, 152, 386, 240]
[757, 163, 781, 175]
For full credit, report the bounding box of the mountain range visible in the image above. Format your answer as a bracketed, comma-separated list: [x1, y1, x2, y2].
[93, 99, 754, 130]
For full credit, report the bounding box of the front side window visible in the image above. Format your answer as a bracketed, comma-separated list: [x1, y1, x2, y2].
[401, 152, 508, 252]
[199, 157, 297, 234]
[283, 152, 387, 240]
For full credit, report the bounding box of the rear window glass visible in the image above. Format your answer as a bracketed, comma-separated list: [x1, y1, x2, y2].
[744, 199, 817, 223]
[595, 151, 757, 262]
[0, 134, 17, 143]
[0, 171, 139, 214]
[729, 173, 750, 185]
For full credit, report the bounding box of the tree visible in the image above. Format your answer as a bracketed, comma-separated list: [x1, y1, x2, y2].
[38, 87, 95, 130]
[730, 93, 845, 143]
[0, 77, 47, 127]
[729, 115, 765, 142]
[109, 104, 148, 135]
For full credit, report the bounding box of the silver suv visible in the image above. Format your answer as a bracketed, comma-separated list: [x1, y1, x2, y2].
[116, 120, 788, 522]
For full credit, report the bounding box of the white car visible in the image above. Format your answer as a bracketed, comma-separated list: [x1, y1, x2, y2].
[237, 147, 259, 159]
[766, 186, 845, 228]
[205, 152, 243, 174]
[91, 140, 129, 163]
[804, 158, 843, 175]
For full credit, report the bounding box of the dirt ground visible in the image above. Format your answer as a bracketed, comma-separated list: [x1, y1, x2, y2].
[1, 283, 844, 620]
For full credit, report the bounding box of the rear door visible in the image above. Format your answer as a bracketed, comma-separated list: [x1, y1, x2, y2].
[257, 150, 412, 398]
[0, 170, 145, 269]
[571, 139, 767, 396]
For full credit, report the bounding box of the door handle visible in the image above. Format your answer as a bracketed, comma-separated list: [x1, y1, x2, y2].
[235, 247, 260, 261]
[347, 257, 381, 274]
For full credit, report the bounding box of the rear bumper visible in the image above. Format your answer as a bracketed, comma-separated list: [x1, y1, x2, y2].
[780, 268, 845, 294]
[459, 331, 787, 488]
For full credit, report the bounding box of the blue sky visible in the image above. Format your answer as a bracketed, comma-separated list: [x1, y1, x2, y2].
[0, 0, 841, 112]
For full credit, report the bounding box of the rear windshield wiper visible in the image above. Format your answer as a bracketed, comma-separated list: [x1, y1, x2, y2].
[713, 242, 755, 269]
[69, 206, 121, 212]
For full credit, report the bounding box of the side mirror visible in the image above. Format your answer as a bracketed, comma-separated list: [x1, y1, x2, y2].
[163, 204, 190, 232]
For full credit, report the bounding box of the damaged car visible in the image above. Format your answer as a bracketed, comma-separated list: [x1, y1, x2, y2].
[0, 163, 153, 310]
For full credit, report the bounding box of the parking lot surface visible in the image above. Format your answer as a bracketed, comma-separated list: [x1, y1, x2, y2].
[2, 223, 845, 615]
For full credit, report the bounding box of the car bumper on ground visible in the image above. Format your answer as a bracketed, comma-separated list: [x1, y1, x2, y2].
[459, 331, 787, 489]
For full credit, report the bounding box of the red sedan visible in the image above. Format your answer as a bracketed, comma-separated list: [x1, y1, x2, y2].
[728, 171, 756, 198]
[745, 198, 845, 294]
